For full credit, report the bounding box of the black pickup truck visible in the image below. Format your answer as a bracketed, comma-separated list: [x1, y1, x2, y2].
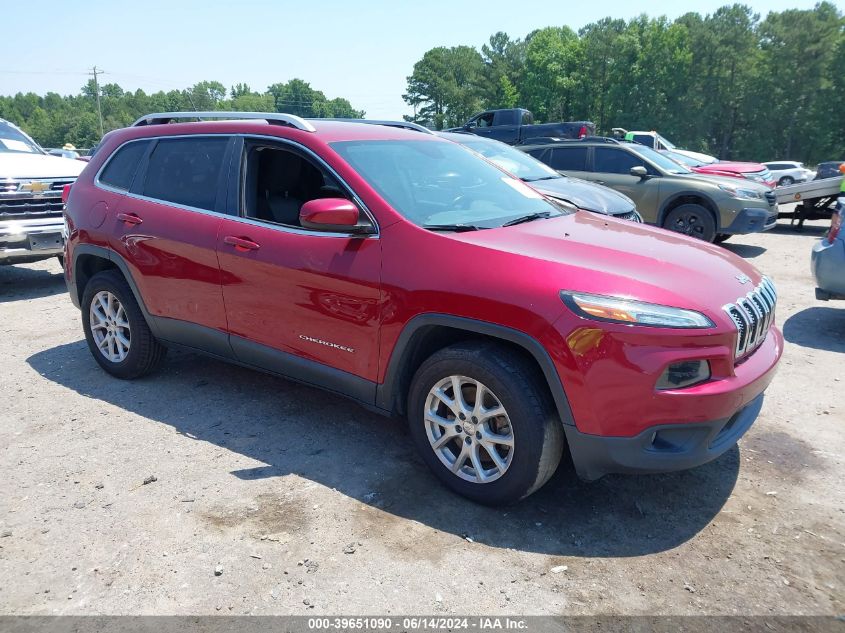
[447, 108, 595, 146]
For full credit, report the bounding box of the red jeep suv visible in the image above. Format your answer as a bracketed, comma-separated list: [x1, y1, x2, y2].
[63, 112, 782, 504]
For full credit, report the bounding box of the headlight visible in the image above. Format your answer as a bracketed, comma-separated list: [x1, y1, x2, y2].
[718, 183, 763, 200]
[561, 292, 714, 328]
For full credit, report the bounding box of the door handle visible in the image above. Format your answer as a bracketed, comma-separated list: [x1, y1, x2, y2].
[594, 180, 605, 185]
[117, 212, 143, 225]
[223, 235, 261, 251]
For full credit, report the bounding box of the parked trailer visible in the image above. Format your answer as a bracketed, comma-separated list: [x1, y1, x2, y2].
[775, 176, 842, 228]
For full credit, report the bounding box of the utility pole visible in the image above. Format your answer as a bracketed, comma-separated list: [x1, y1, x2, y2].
[91, 66, 104, 137]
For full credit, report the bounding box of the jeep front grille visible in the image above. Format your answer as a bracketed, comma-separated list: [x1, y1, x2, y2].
[723, 277, 777, 359]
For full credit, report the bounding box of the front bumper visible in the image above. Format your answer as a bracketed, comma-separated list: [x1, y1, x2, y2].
[723, 206, 778, 234]
[811, 237, 845, 300]
[0, 217, 65, 264]
[565, 392, 764, 481]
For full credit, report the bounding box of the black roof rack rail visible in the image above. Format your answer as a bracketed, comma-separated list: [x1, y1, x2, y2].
[316, 118, 434, 134]
[521, 136, 620, 146]
[132, 111, 316, 132]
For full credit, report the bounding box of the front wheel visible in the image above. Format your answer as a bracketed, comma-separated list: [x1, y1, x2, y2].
[407, 343, 564, 505]
[713, 233, 731, 244]
[662, 204, 717, 242]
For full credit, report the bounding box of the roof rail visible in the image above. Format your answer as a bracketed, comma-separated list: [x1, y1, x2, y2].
[522, 136, 620, 146]
[131, 112, 317, 132]
[316, 118, 434, 134]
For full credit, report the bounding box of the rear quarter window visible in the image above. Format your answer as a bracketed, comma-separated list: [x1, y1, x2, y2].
[99, 140, 151, 190]
[141, 137, 228, 211]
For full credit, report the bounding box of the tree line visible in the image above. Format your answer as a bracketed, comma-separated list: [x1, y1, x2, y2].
[403, 2, 844, 163]
[0, 79, 364, 150]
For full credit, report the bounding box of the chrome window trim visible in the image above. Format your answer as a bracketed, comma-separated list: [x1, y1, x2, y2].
[93, 133, 379, 240]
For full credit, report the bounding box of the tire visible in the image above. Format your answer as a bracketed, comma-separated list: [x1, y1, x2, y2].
[713, 233, 731, 244]
[81, 269, 166, 379]
[56, 255, 64, 269]
[779, 176, 794, 186]
[407, 342, 564, 505]
[662, 203, 717, 242]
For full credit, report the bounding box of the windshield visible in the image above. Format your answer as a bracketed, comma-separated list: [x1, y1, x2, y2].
[0, 121, 43, 154]
[331, 139, 567, 228]
[453, 136, 560, 182]
[663, 150, 704, 168]
[628, 144, 692, 174]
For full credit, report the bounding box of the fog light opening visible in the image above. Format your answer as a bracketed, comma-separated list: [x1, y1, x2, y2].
[656, 360, 711, 390]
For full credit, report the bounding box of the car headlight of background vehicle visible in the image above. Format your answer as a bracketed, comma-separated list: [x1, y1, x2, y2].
[718, 183, 764, 200]
[561, 292, 714, 328]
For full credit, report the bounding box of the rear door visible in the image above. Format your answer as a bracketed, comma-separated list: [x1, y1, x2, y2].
[107, 135, 234, 349]
[590, 147, 661, 223]
[543, 146, 591, 179]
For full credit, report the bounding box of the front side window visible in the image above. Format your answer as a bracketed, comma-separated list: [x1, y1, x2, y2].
[241, 143, 348, 227]
[141, 137, 228, 211]
[474, 113, 495, 128]
[593, 148, 647, 174]
[331, 139, 567, 229]
[99, 140, 150, 191]
[0, 121, 43, 154]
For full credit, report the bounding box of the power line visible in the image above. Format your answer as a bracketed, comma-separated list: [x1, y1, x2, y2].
[90, 66, 104, 137]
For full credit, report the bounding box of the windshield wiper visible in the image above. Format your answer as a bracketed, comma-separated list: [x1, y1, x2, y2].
[423, 223, 482, 232]
[522, 176, 559, 182]
[501, 211, 553, 227]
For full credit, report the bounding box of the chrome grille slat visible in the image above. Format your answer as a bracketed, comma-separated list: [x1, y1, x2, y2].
[722, 277, 777, 359]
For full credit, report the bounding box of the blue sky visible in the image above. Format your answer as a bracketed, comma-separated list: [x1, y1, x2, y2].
[0, 0, 833, 119]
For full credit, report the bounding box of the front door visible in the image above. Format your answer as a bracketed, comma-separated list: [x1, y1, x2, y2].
[216, 139, 382, 388]
[589, 147, 662, 223]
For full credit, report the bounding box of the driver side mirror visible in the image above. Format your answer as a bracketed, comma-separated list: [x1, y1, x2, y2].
[630, 166, 649, 179]
[299, 198, 374, 234]
[465, 121, 477, 129]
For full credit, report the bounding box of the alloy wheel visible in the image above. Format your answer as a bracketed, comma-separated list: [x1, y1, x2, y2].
[671, 211, 705, 237]
[424, 375, 514, 483]
[89, 290, 131, 363]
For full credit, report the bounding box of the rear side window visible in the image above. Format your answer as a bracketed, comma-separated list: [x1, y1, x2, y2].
[593, 148, 646, 174]
[142, 137, 228, 211]
[99, 140, 150, 190]
[632, 134, 654, 147]
[548, 147, 588, 171]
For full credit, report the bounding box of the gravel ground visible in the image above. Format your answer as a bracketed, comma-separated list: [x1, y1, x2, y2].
[0, 215, 843, 616]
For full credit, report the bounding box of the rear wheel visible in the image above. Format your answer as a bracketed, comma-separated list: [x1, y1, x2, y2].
[407, 343, 564, 505]
[662, 204, 717, 242]
[779, 176, 794, 186]
[81, 270, 166, 379]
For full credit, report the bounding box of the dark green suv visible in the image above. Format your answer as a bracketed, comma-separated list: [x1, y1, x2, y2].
[520, 138, 778, 243]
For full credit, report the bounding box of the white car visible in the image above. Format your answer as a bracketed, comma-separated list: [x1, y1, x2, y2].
[0, 118, 85, 265]
[764, 161, 815, 187]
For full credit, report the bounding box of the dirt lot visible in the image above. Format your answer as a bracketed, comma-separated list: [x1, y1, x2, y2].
[1, 215, 843, 616]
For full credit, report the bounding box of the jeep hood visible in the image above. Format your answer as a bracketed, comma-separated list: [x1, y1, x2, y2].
[452, 211, 764, 315]
[0, 153, 85, 179]
[531, 175, 636, 216]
